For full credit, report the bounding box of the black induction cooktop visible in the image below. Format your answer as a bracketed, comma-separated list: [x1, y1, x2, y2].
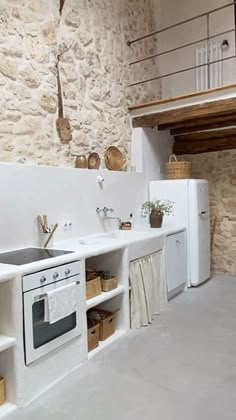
[0, 248, 72, 266]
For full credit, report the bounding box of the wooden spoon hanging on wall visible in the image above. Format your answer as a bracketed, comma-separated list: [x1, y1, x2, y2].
[56, 0, 72, 143]
[56, 58, 72, 143]
[59, 0, 65, 15]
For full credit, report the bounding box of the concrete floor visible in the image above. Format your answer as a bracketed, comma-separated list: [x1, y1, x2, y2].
[9, 275, 236, 420]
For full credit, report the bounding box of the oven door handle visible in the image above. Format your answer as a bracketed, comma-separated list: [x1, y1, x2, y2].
[34, 280, 80, 302]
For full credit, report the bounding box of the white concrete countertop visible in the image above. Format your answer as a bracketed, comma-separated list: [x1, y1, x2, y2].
[0, 224, 185, 283]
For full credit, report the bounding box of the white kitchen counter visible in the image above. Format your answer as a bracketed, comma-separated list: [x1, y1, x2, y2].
[0, 224, 185, 283]
[0, 223, 186, 414]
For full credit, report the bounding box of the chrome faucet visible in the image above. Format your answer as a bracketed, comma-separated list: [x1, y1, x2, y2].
[96, 207, 114, 217]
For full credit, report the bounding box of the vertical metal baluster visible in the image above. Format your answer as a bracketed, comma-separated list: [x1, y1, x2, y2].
[206, 13, 210, 89]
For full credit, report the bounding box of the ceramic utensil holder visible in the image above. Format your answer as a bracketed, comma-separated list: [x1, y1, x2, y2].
[38, 233, 53, 248]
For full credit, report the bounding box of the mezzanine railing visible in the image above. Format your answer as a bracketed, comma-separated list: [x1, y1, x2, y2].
[127, 1, 236, 90]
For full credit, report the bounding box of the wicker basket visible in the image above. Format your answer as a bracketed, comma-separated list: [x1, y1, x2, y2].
[86, 269, 98, 281]
[105, 146, 126, 171]
[97, 309, 116, 341]
[86, 276, 101, 300]
[0, 377, 6, 406]
[88, 309, 117, 341]
[87, 320, 100, 352]
[101, 276, 118, 292]
[165, 155, 191, 179]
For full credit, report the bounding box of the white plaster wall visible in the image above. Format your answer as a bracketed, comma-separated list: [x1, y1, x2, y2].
[0, 163, 147, 252]
[155, 0, 236, 98]
[132, 127, 173, 185]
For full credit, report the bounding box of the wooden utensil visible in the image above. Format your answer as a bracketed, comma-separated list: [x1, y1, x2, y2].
[59, 0, 65, 14]
[88, 152, 100, 169]
[43, 215, 48, 232]
[44, 223, 58, 248]
[56, 59, 72, 143]
[105, 147, 126, 171]
[75, 155, 87, 169]
[37, 216, 44, 233]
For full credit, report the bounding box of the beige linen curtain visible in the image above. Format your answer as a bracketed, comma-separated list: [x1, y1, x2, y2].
[129, 251, 167, 329]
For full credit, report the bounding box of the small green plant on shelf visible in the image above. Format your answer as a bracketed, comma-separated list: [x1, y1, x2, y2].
[141, 199, 173, 228]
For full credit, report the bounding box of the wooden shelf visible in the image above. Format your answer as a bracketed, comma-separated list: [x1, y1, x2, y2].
[0, 336, 15, 353]
[88, 330, 127, 359]
[0, 402, 17, 418]
[86, 285, 126, 310]
[128, 83, 236, 112]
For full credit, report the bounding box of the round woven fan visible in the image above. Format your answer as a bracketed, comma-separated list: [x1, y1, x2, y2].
[104, 147, 126, 171]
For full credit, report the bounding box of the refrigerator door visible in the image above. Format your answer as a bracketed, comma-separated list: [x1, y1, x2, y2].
[189, 180, 210, 286]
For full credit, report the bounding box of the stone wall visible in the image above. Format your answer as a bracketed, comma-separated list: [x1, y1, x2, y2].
[181, 151, 236, 275]
[0, 0, 160, 166]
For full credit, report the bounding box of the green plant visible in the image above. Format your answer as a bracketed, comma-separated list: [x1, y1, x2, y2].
[141, 199, 173, 218]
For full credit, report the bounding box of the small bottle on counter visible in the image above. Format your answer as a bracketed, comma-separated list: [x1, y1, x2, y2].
[129, 213, 134, 229]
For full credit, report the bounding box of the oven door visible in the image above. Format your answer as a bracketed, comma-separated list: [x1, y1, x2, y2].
[23, 275, 81, 365]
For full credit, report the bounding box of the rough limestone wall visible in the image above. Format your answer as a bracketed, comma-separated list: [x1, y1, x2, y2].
[0, 0, 160, 166]
[180, 151, 236, 275]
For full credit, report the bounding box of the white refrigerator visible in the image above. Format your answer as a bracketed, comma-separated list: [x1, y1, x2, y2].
[149, 179, 210, 287]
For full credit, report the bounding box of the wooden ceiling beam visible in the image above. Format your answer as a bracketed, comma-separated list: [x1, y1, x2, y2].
[174, 137, 236, 155]
[132, 98, 236, 128]
[174, 127, 236, 143]
[167, 115, 236, 135]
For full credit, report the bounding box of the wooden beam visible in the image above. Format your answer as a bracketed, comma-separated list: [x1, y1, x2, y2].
[167, 115, 236, 135]
[128, 83, 236, 112]
[174, 137, 236, 155]
[174, 127, 236, 143]
[132, 98, 236, 128]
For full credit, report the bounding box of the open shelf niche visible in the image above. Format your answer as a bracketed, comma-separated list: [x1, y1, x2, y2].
[0, 281, 17, 416]
[86, 248, 130, 357]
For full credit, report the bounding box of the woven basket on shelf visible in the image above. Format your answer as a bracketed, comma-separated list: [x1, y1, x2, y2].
[86, 275, 101, 300]
[87, 319, 100, 352]
[165, 155, 191, 179]
[0, 377, 6, 406]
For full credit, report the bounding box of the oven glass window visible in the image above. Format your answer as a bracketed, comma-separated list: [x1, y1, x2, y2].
[32, 299, 76, 349]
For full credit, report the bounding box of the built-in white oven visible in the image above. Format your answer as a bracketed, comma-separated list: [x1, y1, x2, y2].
[23, 261, 82, 365]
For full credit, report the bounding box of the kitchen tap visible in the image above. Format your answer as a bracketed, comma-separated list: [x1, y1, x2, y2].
[96, 207, 114, 217]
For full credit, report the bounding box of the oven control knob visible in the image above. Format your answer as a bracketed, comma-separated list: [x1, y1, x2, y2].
[40, 276, 46, 283]
[65, 268, 71, 276]
[53, 272, 59, 279]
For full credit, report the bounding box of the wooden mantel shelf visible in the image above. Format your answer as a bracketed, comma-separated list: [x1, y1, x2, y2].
[128, 83, 236, 155]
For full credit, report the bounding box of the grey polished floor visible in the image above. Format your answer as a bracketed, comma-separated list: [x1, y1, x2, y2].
[9, 275, 236, 420]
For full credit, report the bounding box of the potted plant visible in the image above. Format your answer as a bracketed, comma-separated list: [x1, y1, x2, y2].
[141, 199, 173, 228]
